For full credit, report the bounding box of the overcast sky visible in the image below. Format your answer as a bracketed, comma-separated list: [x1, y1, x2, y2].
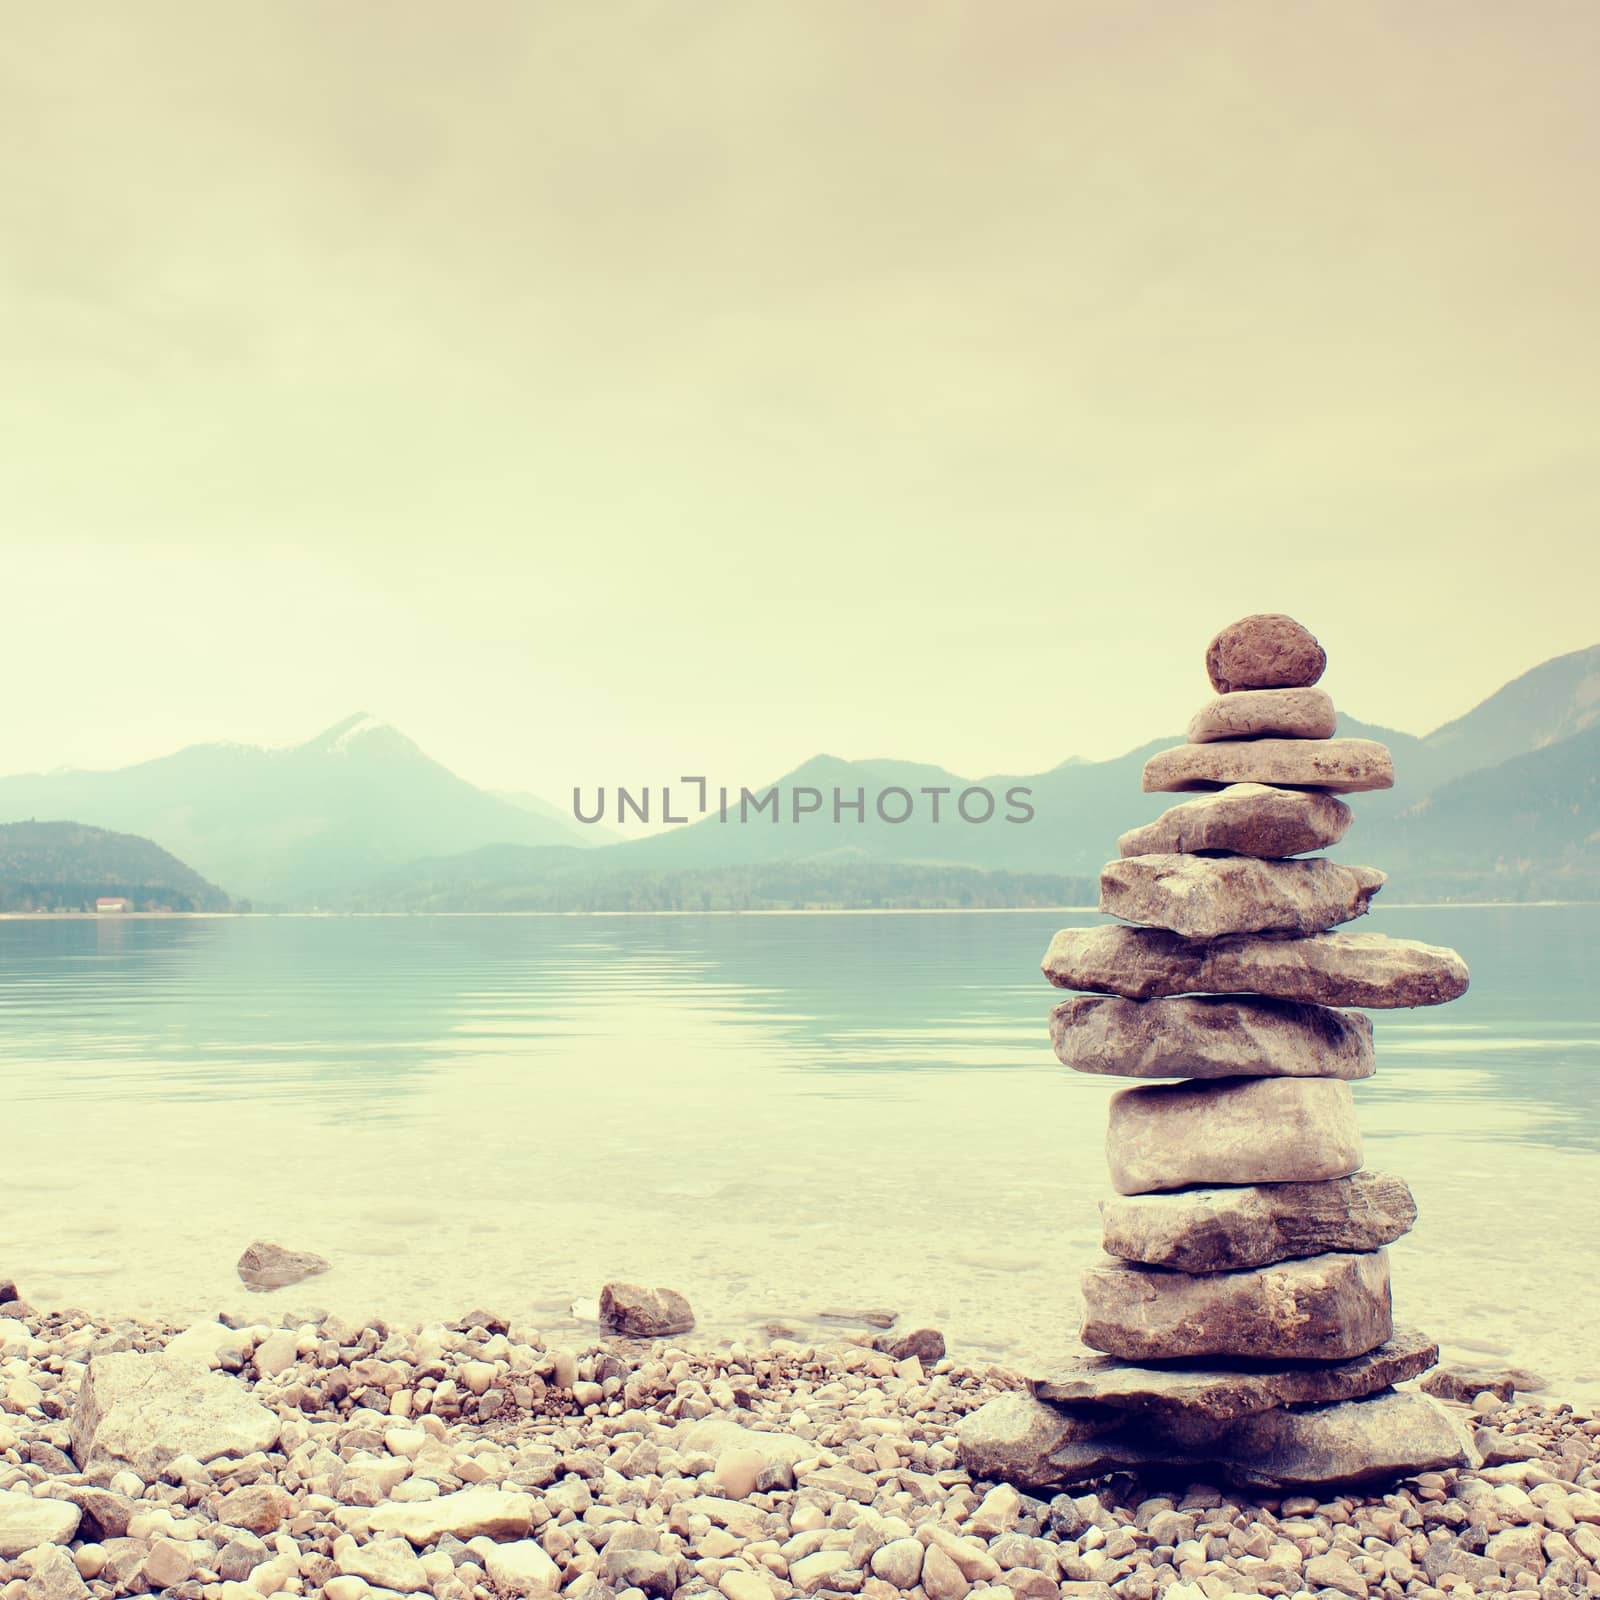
[4, 0, 1597, 797]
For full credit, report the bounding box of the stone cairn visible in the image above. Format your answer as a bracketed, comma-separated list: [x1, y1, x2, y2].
[960, 613, 1476, 1493]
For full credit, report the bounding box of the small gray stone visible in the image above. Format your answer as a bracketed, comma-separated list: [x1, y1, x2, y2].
[235, 1240, 330, 1293]
[1081, 1250, 1392, 1362]
[16, 1543, 90, 1600]
[818, 1307, 897, 1329]
[920, 1544, 970, 1600]
[1303, 1552, 1367, 1596]
[55, 1488, 136, 1542]
[216, 1532, 271, 1582]
[1106, 1076, 1361, 1194]
[485, 1539, 566, 1594]
[214, 1482, 291, 1534]
[601, 1547, 679, 1597]
[1421, 1365, 1544, 1403]
[1187, 686, 1337, 743]
[335, 1537, 430, 1593]
[871, 1538, 926, 1589]
[1051, 993, 1374, 1081]
[1485, 1526, 1548, 1577]
[674, 1416, 810, 1474]
[95, 1538, 158, 1593]
[1118, 783, 1352, 860]
[599, 1282, 695, 1338]
[881, 1327, 946, 1363]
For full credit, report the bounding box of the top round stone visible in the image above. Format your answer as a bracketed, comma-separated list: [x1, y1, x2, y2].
[1206, 613, 1327, 694]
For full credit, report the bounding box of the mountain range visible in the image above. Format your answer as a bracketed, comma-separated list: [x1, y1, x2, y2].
[2, 646, 1595, 910]
[0, 713, 601, 905]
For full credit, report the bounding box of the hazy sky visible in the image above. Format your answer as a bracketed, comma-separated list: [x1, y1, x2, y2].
[4, 1, 1598, 796]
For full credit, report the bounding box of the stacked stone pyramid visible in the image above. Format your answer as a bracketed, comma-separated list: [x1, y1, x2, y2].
[960, 614, 1475, 1492]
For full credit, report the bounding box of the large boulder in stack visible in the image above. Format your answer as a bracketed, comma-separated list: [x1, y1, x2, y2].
[1081, 1250, 1394, 1362]
[1100, 853, 1386, 939]
[1223, 1390, 1473, 1490]
[1143, 735, 1395, 793]
[1042, 925, 1470, 1008]
[1105, 1075, 1363, 1193]
[1187, 686, 1336, 742]
[1035, 1327, 1441, 1420]
[1051, 994, 1376, 1081]
[1100, 1171, 1417, 1271]
[1120, 784, 1353, 858]
[960, 1384, 1469, 1493]
[960, 612, 1472, 1494]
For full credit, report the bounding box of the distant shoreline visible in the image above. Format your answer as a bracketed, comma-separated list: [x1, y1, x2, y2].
[2, 900, 1593, 922]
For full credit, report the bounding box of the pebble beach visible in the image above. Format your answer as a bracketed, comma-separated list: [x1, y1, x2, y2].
[2, 1279, 1599, 1600]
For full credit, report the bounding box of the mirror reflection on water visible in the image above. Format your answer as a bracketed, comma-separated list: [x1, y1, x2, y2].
[2, 904, 1595, 1402]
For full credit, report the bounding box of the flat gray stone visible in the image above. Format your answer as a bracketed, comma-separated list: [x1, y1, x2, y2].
[1080, 1250, 1392, 1362]
[1033, 1327, 1439, 1421]
[675, 1417, 811, 1471]
[1225, 1390, 1469, 1489]
[1100, 854, 1385, 939]
[70, 1351, 281, 1484]
[366, 1488, 537, 1545]
[1119, 784, 1352, 860]
[1144, 737, 1394, 794]
[976, 1425, 1177, 1489]
[954, 1390, 1122, 1485]
[1041, 926, 1471, 1009]
[1421, 1364, 1547, 1403]
[1206, 614, 1327, 694]
[1100, 1171, 1416, 1271]
[1050, 994, 1374, 1081]
[1106, 1076, 1361, 1194]
[988, 1388, 1465, 1491]
[1187, 687, 1336, 743]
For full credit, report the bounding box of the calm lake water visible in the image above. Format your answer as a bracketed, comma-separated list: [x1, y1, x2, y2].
[2, 906, 1596, 1402]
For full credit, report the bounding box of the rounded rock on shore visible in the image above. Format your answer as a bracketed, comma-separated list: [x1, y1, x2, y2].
[599, 1281, 696, 1338]
[236, 1240, 330, 1293]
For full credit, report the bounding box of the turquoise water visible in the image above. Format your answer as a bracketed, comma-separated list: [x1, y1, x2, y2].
[1, 905, 1595, 1397]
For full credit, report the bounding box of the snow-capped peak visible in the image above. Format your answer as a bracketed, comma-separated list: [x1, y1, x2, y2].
[321, 712, 389, 753]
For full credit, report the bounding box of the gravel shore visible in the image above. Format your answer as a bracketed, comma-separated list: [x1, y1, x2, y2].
[2, 1294, 1597, 1600]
